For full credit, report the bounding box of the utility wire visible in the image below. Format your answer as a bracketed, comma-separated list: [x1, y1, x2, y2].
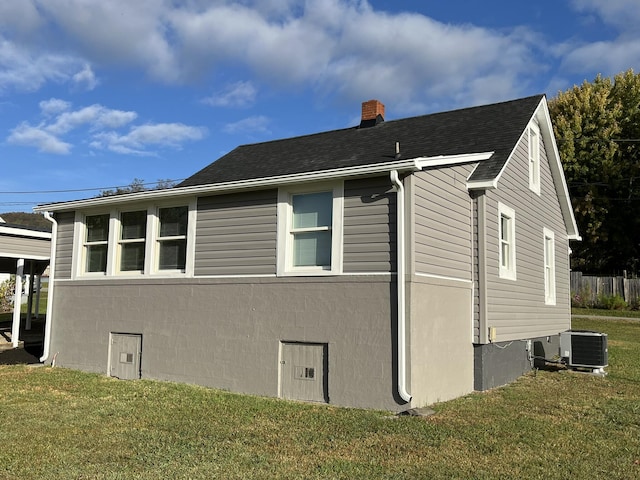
[0, 178, 185, 195]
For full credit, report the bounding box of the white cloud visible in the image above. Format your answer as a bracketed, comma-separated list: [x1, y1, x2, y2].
[39, 98, 71, 116]
[0, 36, 84, 93]
[91, 123, 207, 155]
[562, 39, 640, 76]
[94, 109, 138, 129]
[45, 104, 137, 135]
[561, 0, 640, 76]
[72, 64, 98, 91]
[223, 116, 271, 135]
[12, 0, 638, 108]
[0, 0, 545, 106]
[7, 100, 201, 156]
[571, 0, 640, 31]
[202, 81, 257, 108]
[7, 122, 72, 154]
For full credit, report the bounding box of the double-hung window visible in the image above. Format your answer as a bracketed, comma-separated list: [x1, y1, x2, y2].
[157, 206, 188, 271]
[528, 124, 541, 195]
[543, 228, 556, 305]
[119, 210, 147, 272]
[291, 192, 333, 268]
[84, 214, 110, 274]
[498, 203, 516, 280]
[277, 183, 343, 275]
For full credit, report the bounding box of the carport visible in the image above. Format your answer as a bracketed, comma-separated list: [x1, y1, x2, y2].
[0, 221, 51, 349]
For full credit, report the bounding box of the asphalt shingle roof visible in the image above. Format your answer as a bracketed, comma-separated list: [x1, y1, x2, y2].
[178, 95, 544, 188]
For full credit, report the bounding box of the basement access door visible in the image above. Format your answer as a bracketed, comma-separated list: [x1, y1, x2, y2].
[109, 333, 142, 380]
[280, 342, 327, 403]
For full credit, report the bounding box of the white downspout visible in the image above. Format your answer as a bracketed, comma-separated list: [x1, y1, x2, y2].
[40, 211, 57, 363]
[390, 170, 412, 403]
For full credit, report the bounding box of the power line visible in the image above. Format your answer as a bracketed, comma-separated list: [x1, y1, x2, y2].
[0, 178, 185, 195]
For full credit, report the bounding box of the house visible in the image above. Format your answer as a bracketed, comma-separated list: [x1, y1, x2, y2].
[35, 95, 579, 410]
[0, 220, 51, 348]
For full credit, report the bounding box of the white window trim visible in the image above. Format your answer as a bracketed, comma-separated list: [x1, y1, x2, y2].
[72, 199, 196, 279]
[498, 202, 516, 281]
[543, 227, 556, 305]
[276, 181, 344, 276]
[528, 123, 541, 195]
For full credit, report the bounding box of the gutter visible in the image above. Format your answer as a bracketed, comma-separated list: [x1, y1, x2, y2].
[34, 152, 493, 213]
[40, 211, 57, 363]
[390, 170, 412, 404]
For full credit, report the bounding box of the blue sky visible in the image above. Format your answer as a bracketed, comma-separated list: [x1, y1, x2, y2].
[1, 0, 638, 212]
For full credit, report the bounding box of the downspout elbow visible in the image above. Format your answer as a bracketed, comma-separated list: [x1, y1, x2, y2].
[390, 170, 412, 404]
[40, 211, 57, 363]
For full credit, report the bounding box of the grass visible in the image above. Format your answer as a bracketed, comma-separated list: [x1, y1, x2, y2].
[572, 307, 640, 318]
[1, 317, 639, 479]
[0, 291, 47, 323]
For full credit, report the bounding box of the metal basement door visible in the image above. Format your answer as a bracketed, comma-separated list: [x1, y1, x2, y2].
[109, 333, 142, 380]
[280, 342, 327, 403]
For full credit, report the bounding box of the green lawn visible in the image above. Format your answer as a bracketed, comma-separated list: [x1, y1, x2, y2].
[1, 317, 639, 479]
[572, 307, 640, 318]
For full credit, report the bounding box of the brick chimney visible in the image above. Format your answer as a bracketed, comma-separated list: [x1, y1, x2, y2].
[360, 100, 385, 128]
[362, 100, 384, 121]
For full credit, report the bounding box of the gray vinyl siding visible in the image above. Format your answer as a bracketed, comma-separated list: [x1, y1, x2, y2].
[479, 123, 571, 342]
[194, 189, 278, 276]
[343, 176, 396, 273]
[54, 212, 75, 280]
[0, 235, 50, 259]
[413, 165, 475, 280]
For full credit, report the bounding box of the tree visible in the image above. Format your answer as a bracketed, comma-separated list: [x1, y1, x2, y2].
[98, 178, 176, 197]
[549, 69, 640, 274]
[0, 212, 51, 230]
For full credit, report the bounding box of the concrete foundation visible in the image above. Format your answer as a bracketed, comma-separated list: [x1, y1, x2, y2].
[473, 334, 560, 390]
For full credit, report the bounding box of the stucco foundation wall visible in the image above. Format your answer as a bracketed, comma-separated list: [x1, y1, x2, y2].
[409, 276, 474, 406]
[49, 276, 402, 410]
[474, 334, 560, 390]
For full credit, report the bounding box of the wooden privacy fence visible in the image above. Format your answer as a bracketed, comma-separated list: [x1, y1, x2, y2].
[571, 271, 640, 306]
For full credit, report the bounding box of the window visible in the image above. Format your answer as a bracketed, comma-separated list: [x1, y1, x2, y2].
[291, 192, 333, 267]
[498, 203, 516, 280]
[119, 210, 146, 272]
[77, 202, 193, 277]
[157, 206, 188, 271]
[84, 214, 110, 273]
[544, 228, 556, 305]
[277, 183, 343, 275]
[528, 124, 540, 194]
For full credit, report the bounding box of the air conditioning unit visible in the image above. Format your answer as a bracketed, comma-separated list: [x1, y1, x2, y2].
[559, 330, 608, 371]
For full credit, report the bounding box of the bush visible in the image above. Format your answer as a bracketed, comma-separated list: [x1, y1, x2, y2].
[572, 285, 595, 308]
[595, 293, 628, 310]
[0, 277, 16, 313]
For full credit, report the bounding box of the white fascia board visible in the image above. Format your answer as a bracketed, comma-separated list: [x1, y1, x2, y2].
[0, 225, 52, 239]
[0, 251, 50, 261]
[466, 178, 498, 190]
[414, 151, 494, 169]
[536, 97, 581, 241]
[35, 152, 494, 213]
